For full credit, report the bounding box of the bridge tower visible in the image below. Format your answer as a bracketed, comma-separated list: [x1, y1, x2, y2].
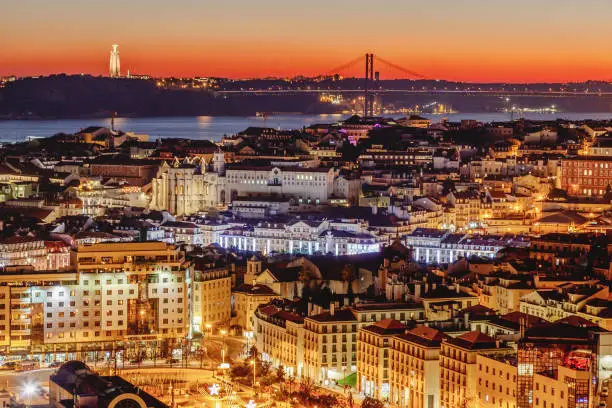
[364, 53, 374, 117]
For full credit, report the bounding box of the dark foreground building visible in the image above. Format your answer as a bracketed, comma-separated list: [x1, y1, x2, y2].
[49, 361, 168, 408]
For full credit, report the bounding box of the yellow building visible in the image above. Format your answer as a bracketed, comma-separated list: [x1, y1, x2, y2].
[475, 353, 517, 408]
[389, 326, 447, 408]
[303, 306, 358, 383]
[188, 259, 232, 333]
[519, 283, 608, 324]
[303, 302, 424, 383]
[232, 283, 278, 331]
[357, 319, 407, 400]
[440, 331, 511, 408]
[1, 241, 188, 360]
[254, 301, 305, 378]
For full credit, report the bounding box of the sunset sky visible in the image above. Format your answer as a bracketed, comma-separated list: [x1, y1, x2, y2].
[2, 0, 611, 82]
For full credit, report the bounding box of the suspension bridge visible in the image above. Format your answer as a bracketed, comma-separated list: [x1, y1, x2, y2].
[215, 53, 612, 115]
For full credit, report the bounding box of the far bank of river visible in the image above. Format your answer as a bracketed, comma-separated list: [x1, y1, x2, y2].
[1, 112, 611, 143]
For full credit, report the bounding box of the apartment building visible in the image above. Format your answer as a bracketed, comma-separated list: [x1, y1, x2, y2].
[529, 233, 593, 267]
[232, 283, 278, 331]
[357, 319, 407, 400]
[188, 258, 232, 334]
[517, 319, 612, 408]
[560, 156, 612, 197]
[0, 242, 189, 360]
[389, 326, 447, 408]
[254, 300, 305, 378]
[303, 302, 424, 384]
[519, 283, 608, 323]
[439, 331, 512, 408]
[303, 307, 359, 383]
[0, 236, 61, 271]
[475, 352, 517, 408]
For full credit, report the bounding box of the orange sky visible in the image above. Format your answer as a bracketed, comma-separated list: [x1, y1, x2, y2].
[2, 0, 611, 82]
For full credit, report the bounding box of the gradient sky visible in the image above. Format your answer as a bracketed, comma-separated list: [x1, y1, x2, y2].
[2, 0, 611, 82]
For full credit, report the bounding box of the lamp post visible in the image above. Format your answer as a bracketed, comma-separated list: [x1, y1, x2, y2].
[220, 329, 227, 364]
[250, 359, 257, 397]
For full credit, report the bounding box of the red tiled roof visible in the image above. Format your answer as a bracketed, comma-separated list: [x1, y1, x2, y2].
[362, 319, 407, 335]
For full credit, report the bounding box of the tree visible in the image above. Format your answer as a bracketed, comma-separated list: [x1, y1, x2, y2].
[276, 364, 286, 382]
[362, 397, 385, 408]
[229, 363, 251, 380]
[259, 360, 272, 377]
[605, 184, 612, 201]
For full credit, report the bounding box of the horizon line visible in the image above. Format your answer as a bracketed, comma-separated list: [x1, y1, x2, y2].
[3, 72, 612, 86]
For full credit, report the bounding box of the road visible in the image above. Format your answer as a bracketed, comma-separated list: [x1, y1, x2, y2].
[0, 367, 53, 406]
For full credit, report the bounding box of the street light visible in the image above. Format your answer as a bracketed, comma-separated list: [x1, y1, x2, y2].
[250, 359, 256, 391]
[23, 383, 36, 408]
[220, 329, 227, 364]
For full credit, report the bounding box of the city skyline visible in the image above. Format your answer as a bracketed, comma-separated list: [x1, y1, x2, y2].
[2, 0, 612, 82]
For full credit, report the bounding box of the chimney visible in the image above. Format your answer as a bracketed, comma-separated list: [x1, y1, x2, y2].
[456, 284, 460, 294]
[330, 303, 335, 316]
[464, 312, 470, 328]
[414, 284, 421, 299]
[495, 340, 500, 348]
[308, 302, 313, 316]
[519, 317, 525, 339]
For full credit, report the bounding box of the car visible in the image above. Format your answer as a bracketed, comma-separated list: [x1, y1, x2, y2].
[167, 358, 179, 364]
[0, 362, 17, 370]
[48, 361, 62, 368]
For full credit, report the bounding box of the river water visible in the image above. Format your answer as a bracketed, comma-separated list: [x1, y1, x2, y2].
[1, 112, 611, 143]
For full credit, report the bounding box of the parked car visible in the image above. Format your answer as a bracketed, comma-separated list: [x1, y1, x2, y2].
[16, 360, 40, 371]
[0, 362, 17, 370]
[48, 361, 62, 368]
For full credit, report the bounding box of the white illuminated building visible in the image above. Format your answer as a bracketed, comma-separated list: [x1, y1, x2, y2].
[225, 165, 335, 205]
[404, 228, 527, 264]
[150, 154, 343, 216]
[109, 44, 120, 78]
[218, 218, 381, 256]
